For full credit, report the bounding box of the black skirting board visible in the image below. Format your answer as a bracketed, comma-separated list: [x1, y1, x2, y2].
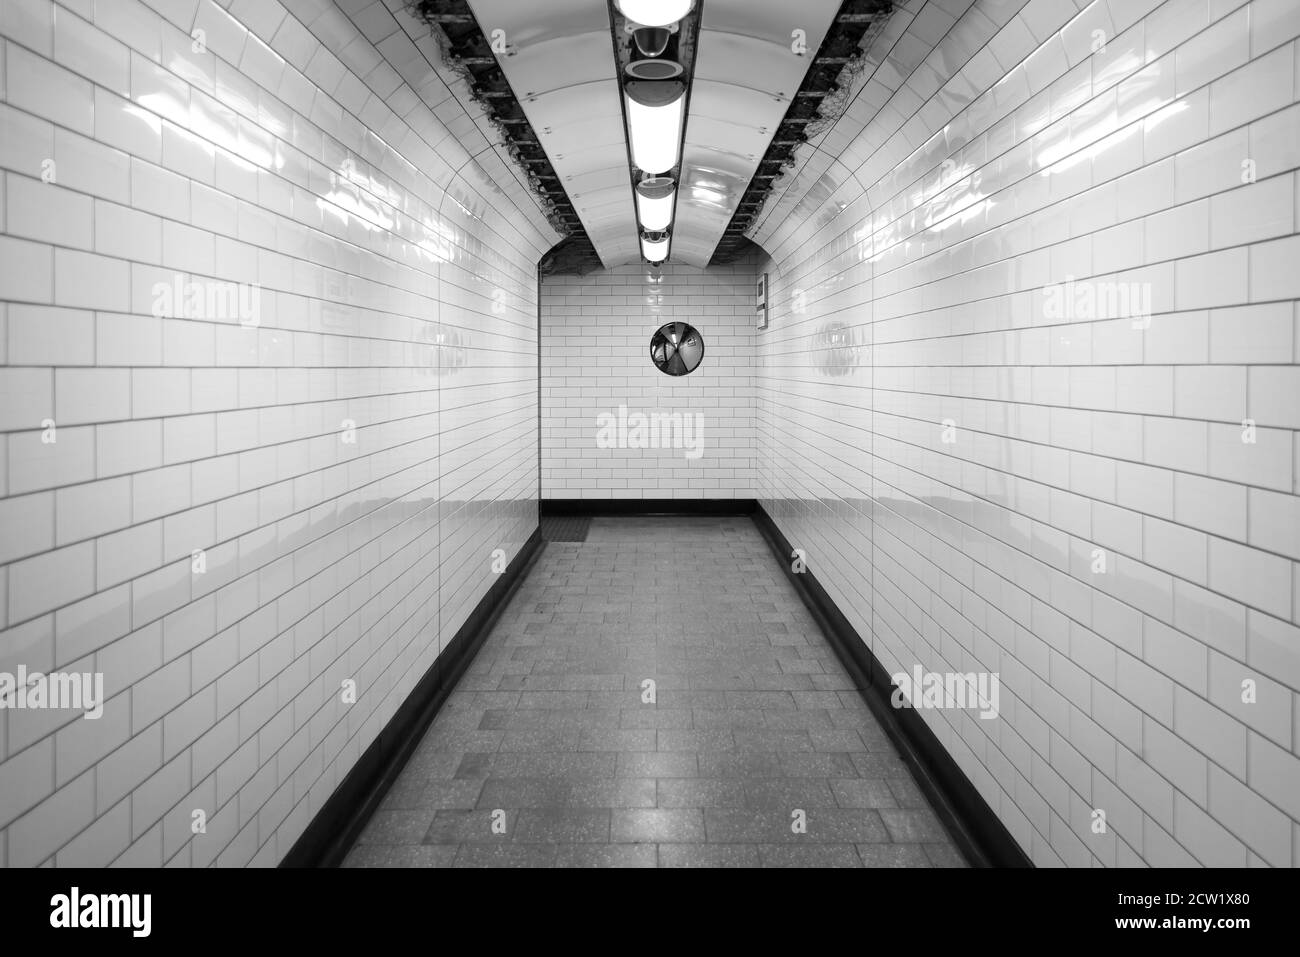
[749, 503, 1032, 868]
[280, 526, 544, 868]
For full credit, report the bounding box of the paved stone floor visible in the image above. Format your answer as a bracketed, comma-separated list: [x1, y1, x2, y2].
[343, 516, 966, 867]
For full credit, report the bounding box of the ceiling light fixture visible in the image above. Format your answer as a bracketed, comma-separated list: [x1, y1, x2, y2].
[624, 58, 683, 80]
[624, 80, 686, 175]
[615, 0, 694, 28]
[641, 233, 670, 262]
[632, 25, 671, 57]
[635, 177, 676, 231]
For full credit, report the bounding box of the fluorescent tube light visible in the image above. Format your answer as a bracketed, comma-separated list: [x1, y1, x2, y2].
[616, 0, 694, 28]
[636, 178, 676, 231]
[625, 89, 685, 175]
[641, 234, 669, 262]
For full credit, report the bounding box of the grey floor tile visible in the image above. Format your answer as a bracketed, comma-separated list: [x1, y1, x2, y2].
[620, 709, 694, 729]
[656, 729, 736, 751]
[498, 729, 582, 752]
[490, 752, 616, 778]
[691, 708, 768, 729]
[887, 776, 931, 808]
[616, 752, 699, 778]
[850, 752, 913, 777]
[779, 752, 860, 778]
[697, 752, 784, 778]
[401, 751, 465, 780]
[342, 517, 953, 868]
[705, 808, 890, 844]
[567, 779, 658, 808]
[453, 752, 494, 779]
[579, 728, 657, 751]
[658, 844, 759, 867]
[410, 779, 486, 811]
[378, 777, 441, 811]
[476, 778, 570, 809]
[732, 729, 815, 752]
[342, 845, 460, 868]
[924, 843, 970, 867]
[745, 779, 838, 808]
[880, 808, 952, 843]
[657, 778, 748, 808]
[554, 844, 658, 868]
[831, 779, 899, 808]
[424, 808, 519, 844]
[514, 808, 611, 843]
[453, 845, 558, 868]
[355, 809, 437, 846]
[763, 710, 833, 731]
[758, 844, 863, 867]
[612, 808, 707, 843]
[809, 729, 871, 752]
[858, 844, 935, 867]
[420, 728, 504, 752]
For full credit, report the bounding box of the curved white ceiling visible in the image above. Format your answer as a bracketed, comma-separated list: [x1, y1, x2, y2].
[467, 0, 638, 267]
[466, 0, 844, 268]
[672, 0, 842, 267]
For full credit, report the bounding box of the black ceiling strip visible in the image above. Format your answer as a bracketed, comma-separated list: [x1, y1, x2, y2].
[709, 0, 894, 264]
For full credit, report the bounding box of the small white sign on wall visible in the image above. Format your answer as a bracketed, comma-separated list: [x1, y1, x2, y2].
[756, 272, 769, 329]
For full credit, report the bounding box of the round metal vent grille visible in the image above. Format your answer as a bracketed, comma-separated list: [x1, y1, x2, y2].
[650, 322, 704, 376]
[625, 59, 684, 81]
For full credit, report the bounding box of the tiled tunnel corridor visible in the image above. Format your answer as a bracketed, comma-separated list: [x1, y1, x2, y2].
[0, 0, 1298, 891]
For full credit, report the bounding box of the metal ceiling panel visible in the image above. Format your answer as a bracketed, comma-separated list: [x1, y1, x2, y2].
[670, 0, 843, 266]
[468, 0, 637, 267]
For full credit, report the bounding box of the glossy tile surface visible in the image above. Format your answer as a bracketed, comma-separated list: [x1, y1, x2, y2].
[0, 0, 550, 866]
[343, 517, 964, 867]
[755, 0, 1300, 866]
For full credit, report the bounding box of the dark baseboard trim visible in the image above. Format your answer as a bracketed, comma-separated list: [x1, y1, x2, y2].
[280, 526, 545, 868]
[540, 498, 757, 517]
[750, 504, 1033, 869]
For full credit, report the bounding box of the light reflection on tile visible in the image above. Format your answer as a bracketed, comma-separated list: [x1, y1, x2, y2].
[752, 0, 1300, 869]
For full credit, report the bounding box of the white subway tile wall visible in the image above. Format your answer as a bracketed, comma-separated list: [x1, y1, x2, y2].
[541, 261, 756, 499]
[0, 0, 551, 866]
[753, 0, 1300, 865]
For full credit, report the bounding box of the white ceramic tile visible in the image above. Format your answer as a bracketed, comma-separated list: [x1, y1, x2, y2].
[754, 0, 1300, 869]
[95, 200, 164, 264]
[1209, 302, 1293, 363]
[94, 0, 164, 62]
[1247, 731, 1300, 819]
[54, 8, 131, 97]
[5, 175, 93, 250]
[94, 87, 163, 163]
[0, 235, 53, 303]
[1209, 41, 1294, 134]
[0, 0, 549, 867]
[1248, 365, 1300, 429]
[0, 0, 54, 56]
[1249, 233, 1300, 301]
[7, 305, 93, 366]
[5, 43, 93, 136]
[55, 368, 131, 426]
[1250, 0, 1300, 55]
[1210, 175, 1294, 247]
